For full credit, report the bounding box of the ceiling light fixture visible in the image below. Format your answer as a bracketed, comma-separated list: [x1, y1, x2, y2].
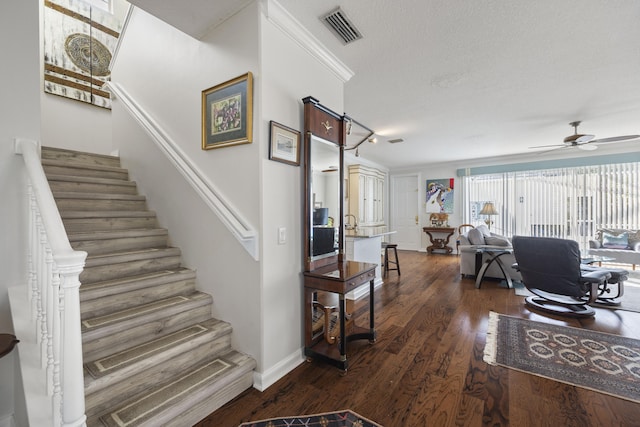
[368, 137, 377, 144]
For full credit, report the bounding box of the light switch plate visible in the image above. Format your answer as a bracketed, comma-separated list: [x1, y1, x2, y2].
[278, 227, 286, 244]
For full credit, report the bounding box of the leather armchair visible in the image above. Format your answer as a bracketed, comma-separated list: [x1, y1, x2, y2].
[512, 236, 625, 317]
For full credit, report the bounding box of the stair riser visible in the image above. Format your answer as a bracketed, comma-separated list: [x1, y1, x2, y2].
[42, 148, 121, 168]
[56, 198, 147, 211]
[81, 277, 196, 320]
[44, 164, 128, 181]
[71, 234, 168, 256]
[83, 302, 212, 363]
[49, 180, 138, 195]
[81, 256, 182, 284]
[85, 336, 232, 418]
[63, 216, 158, 232]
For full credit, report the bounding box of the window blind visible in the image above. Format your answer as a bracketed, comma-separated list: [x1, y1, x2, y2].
[462, 162, 640, 249]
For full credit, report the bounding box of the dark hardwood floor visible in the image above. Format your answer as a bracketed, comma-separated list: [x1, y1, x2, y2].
[195, 251, 640, 427]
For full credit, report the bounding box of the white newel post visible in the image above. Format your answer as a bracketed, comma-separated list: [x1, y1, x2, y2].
[58, 252, 87, 427]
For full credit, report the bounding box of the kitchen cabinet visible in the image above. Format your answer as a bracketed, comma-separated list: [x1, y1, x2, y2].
[348, 164, 385, 226]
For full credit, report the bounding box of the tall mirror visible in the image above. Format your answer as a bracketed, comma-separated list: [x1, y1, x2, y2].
[310, 136, 341, 261]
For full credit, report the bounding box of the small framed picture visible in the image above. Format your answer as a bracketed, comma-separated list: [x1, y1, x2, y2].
[202, 72, 253, 150]
[269, 120, 301, 166]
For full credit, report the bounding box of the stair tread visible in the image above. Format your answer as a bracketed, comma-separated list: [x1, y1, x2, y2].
[52, 191, 146, 200]
[82, 292, 211, 334]
[42, 146, 120, 162]
[61, 210, 157, 218]
[42, 158, 127, 173]
[69, 228, 168, 241]
[47, 174, 136, 187]
[85, 318, 231, 381]
[84, 247, 181, 267]
[94, 350, 255, 427]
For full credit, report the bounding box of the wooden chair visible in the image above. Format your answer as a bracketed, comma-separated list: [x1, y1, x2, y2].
[456, 224, 475, 254]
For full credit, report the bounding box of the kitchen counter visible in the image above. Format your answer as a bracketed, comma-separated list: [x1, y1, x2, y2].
[345, 227, 396, 298]
[345, 226, 396, 239]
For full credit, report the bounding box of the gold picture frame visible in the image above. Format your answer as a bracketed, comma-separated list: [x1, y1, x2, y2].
[269, 121, 301, 166]
[202, 72, 253, 149]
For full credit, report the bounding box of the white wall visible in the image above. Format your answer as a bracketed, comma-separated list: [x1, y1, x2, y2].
[259, 6, 344, 379]
[41, 95, 113, 155]
[0, 0, 40, 425]
[110, 4, 263, 365]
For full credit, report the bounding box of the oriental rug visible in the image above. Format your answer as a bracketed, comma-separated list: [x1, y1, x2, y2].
[238, 410, 382, 427]
[484, 311, 640, 403]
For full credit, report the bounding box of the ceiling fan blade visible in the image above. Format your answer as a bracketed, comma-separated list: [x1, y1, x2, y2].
[577, 143, 598, 151]
[529, 143, 565, 149]
[564, 134, 595, 144]
[590, 135, 640, 144]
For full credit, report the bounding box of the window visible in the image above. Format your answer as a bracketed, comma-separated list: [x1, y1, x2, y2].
[462, 162, 640, 249]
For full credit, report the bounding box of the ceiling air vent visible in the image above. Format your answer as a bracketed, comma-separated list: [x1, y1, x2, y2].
[322, 7, 362, 45]
[388, 138, 404, 144]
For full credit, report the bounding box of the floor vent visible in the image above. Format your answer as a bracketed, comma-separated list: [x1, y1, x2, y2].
[322, 7, 362, 45]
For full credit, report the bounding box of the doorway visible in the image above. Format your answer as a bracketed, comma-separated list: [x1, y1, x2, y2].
[390, 174, 421, 250]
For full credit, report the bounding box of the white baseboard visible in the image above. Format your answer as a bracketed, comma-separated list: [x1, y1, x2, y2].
[252, 349, 305, 391]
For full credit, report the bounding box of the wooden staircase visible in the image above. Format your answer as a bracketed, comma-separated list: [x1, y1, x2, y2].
[41, 146, 256, 427]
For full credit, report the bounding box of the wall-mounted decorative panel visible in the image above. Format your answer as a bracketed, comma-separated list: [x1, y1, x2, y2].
[43, 0, 122, 109]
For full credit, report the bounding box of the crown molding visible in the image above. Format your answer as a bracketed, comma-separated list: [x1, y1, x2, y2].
[263, 0, 354, 83]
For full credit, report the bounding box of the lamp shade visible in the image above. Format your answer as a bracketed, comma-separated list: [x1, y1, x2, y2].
[479, 202, 498, 216]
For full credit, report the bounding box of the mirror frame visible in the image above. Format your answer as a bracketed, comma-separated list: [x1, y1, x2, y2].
[302, 97, 345, 272]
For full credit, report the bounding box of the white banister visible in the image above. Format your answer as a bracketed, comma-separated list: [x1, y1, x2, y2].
[103, 81, 260, 261]
[15, 138, 88, 427]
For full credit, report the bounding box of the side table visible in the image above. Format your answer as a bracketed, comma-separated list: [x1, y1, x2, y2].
[423, 227, 455, 254]
[475, 248, 514, 289]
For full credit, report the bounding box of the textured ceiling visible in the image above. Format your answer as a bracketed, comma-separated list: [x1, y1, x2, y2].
[128, 0, 640, 170]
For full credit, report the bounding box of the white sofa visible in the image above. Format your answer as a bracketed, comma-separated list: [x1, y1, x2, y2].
[458, 224, 522, 282]
[588, 229, 640, 270]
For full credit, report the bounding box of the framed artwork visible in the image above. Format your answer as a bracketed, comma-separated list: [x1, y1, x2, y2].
[202, 72, 253, 150]
[426, 178, 454, 214]
[269, 121, 301, 166]
[43, 0, 125, 109]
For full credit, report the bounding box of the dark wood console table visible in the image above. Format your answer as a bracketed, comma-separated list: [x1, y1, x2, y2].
[423, 226, 455, 254]
[303, 260, 377, 373]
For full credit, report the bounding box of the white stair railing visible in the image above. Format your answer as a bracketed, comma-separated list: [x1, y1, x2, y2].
[15, 138, 88, 427]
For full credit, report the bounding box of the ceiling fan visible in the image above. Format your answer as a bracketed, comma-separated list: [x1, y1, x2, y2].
[530, 121, 640, 152]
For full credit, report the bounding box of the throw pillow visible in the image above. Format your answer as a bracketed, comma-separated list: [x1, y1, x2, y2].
[475, 224, 492, 237]
[602, 231, 629, 249]
[484, 235, 511, 247]
[467, 228, 485, 245]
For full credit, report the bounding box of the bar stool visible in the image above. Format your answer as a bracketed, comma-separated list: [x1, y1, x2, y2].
[382, 242, 400, 275]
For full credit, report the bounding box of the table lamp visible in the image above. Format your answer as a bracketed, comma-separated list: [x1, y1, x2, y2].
[479, 202, 498, 230]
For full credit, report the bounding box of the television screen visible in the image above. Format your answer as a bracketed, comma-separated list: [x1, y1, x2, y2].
[313, 208, 329, 225]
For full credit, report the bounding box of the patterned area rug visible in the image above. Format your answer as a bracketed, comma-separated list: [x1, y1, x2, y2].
[484, 311, 640, 403]
[238, 410, 382, 427]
